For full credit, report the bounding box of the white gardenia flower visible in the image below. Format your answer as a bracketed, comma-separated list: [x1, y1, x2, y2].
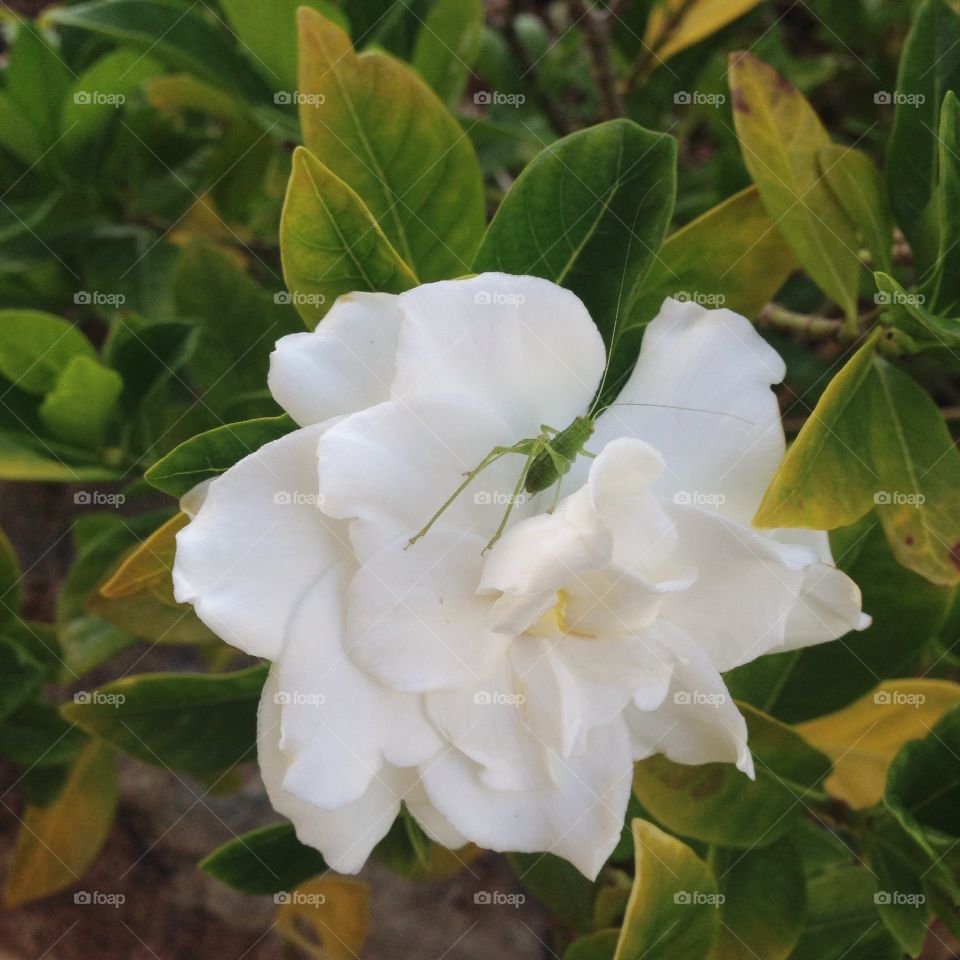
[173, 274, 869, 879]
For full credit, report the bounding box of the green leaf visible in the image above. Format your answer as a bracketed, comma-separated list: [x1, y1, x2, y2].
[507, 852, 597, 934]
[632, 703, 830, 848]
[61, 665, 268, 775]
[613, 820, 719, 960]
[627, 185, 796, 346]
[146, 415, 296, 498]
[0, 636, 44, 725]
[2, 23, 72, 155]
[200, 821, 328, 895]
[174, 240, 300, 419]
[732, 517, 956, 722]
[564, 931, 618, 960]
[924, 91, 960, 314]
[818, 145, 894, 275]
[0, 527, 21, 623]
[0, 432, 118, 482]
[709, 839, 804, 960]
[886, 0, 960, 248]
[755, 332, 960, 586]
[280, 147, 417, 327]
[0, 310, 96, 395]
[474, 119, 677, 346]
[3, 740, 117, 908]
[48, 0, 270, 103]
[643, 0, 765, 64]
[59, 50, 162, 155]
[412, 0, 484, 109]
[886, 702, 960, 856]
[874, 271, 960, 346]
[219, 0, 347, 92]
[297, 8, 485, 281]
[728, 52, 861, 321]
[787, 863, 900, 960]
[0, 702, 88, 769]
[39, 355, 123, 450]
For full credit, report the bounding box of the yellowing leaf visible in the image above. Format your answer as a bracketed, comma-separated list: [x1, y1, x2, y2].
[645, 0, 766, 63]
[729, 52, 861, 322]
[4, 740, 117, 907]
[796, 679, 960, 808]
[275, 876, 370, 960]
[296, 8, 484, 282]
[94, 513, 216, 645]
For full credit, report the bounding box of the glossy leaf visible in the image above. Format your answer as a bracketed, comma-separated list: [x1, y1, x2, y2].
[412, 0, 484, 109]
[0, 310, 96, 395]
[219, 0, 347, 91]
[475, 119, 676, 346]
[613, 820, 719, 960]
[4, 741, 117, 908]
[146, 415, 296, 498]
[48, 0, 270, 102]
[633, 703, 830, 847]
[886, 703, 960, 854]
[729, 52, 861, 321]
[200, 821, 328, 895]
[818, 145, 893, 274]
[39, 356, 123, 450]
[885, 0, 960, 247]
[709, 839, 805, 960]
[875, 272, 960, 346]
[61, 665, 267, 775]
[924, 91, 960, 314]
[281, 147, 418, 327]
[297, 8, 485, 281]
[755, 331, 960, 586]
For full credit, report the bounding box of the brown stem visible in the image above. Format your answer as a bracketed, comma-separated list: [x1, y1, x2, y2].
[620, 0, 698, 96]
[758, 302, 845, 338]
[569, 0, 625, 119]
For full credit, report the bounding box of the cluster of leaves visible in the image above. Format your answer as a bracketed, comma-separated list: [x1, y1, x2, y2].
[1, 0, 960, 957]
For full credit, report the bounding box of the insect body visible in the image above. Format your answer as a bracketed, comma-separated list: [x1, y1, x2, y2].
[524, 416, 595, 494]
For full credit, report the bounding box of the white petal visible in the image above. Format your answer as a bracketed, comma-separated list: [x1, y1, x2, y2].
[258, 670, 409, 874]
[392, 273, 606, 437]
[345, 530, 511, 693]
[420, 717, 632, 879]
[173, 423, 347, 660]
[593, 298, 786, 525]
[317, 394, 524, 559]
[402, 780, 470, 849]
[268, 292, 401, 426]
[657, 505, 807, 671]
[627, 623, 753, 776]
[275, 566, 441, 810]
[781, 560, 871, 649]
